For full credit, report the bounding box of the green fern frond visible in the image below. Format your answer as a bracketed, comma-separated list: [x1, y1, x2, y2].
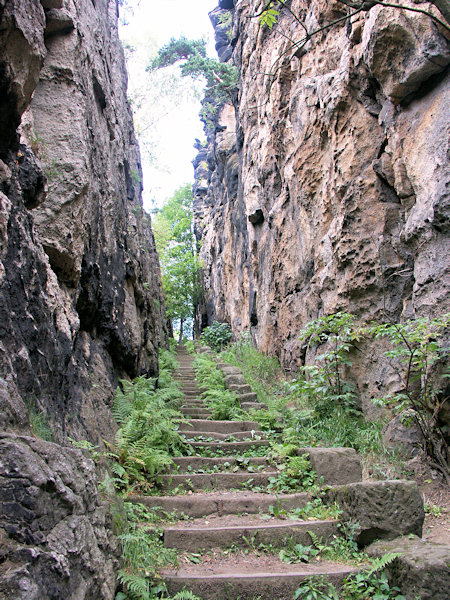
[117, 570, 149, 600]
[170, 591, 203, 600]
[366, 552, 401, 576]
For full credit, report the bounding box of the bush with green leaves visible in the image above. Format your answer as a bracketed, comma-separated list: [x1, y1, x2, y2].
[200, 321, 233, 351]
[149, 37, 238, 130]
[296, 312, 360, 417]
[367, 314, 450, 479]
[292, 552, 404, 600]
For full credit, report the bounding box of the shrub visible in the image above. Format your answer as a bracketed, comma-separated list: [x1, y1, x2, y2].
[200, 321, 233, 351]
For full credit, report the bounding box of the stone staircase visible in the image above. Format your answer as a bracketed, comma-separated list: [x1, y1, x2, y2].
[130, 345, 447, 600]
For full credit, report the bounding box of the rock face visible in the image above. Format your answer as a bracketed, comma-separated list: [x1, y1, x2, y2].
[194, 1, 450, 409]
[0, 1, 166, 597]
[367, 535, 450, 600]
[325, 480, 425, 545]
[0, 433, 119, 600]
[0, 0, 167, 444]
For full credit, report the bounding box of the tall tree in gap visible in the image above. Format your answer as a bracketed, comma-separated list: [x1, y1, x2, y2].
[152, 184, 201, 341]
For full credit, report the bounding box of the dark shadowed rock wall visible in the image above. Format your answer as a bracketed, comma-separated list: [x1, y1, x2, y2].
[194, 0, 449, 412]
[0, 0, 166, 597]
[0, 0, 167, 443]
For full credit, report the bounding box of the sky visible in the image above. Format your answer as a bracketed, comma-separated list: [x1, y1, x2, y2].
[119, 0, 219, 209]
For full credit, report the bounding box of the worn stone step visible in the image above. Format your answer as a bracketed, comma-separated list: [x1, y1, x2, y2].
[164, 516, 339, 551]
[228, 383, 252, 395]
[241, 401, 268, 411]
[240, 393, 262, 403]
[188, 440, 270, 453]
[183, 419, 260, 433]
[159, 471, 278, 492]
[181, 402, 206, 408]
[131, 491, 311, 518]
[181, 398, 205, 403]
[181, 412, 213, 419]
[179, 430, 266, 442]
[172, 456, 273, 472]
[163, 558, 357, 600]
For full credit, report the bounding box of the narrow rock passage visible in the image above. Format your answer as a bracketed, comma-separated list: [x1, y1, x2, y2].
[140, 346, 359, 599]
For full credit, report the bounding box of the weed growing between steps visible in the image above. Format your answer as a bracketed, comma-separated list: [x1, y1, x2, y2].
[293, 552, 406, 600]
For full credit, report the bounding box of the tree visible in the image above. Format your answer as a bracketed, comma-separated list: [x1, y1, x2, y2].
[148, 36, 239, 129]
[152, 184, 201, 341]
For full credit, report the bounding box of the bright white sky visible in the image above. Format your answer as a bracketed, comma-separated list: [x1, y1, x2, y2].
[119, 0, 219, 209]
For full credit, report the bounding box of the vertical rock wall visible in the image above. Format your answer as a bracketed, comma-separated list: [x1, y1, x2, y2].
[0, 1, 166, 597]
[194, 0, 449, 406]
[0, 0, 167, 444]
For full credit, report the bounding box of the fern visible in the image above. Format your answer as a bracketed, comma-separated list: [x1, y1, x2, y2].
[366, 552, 401, 577]
[117, 571, 150, 600]
[170, 591, 203, 600]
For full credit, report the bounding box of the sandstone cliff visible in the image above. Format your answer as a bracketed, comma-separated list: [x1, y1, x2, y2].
[0, 0, 167, 443]
[0, 1, 166, 597]
[194, 0, 450, 411]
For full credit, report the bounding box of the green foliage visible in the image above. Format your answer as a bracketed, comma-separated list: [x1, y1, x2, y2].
[26, 400, 53, 441]
[109, 350, 188, 493]
[259, 1, 281, 29]
[193, 352, 243, 419]
[116, 502, 178, 600]
[200, 321, 233, 351]
[149, 36, 238, 107]
[292, 550, 403, 599]
[152, 185, 201, 338]
[217, 10, 233, 40]
[294, 576, 339, 600]
[367, 314, 450, 476]
[267, 454, 317, 493]
[221, 330, 281, 406]
[296, 312, 360, 416]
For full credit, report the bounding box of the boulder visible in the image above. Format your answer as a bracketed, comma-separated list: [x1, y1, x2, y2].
[325, 480, 424, 545]
[0, 433, 119, 600]
[297, 447, 362, 485]
[367, 535, 450, 600]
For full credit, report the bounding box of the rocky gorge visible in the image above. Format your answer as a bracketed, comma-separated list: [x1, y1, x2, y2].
[194, 0, 450, 416]
[0, 0, 166, 597]
[0, 0, 449, 598]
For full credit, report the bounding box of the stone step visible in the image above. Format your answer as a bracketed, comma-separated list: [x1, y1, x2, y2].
[172, 456, 273, 472]
[240, 393, 262, 404]
[241, 401, 268, 411]
[228, 383, 252, 395]
[182, 419, 260, 433]
[181, 411, 213, 419]
[163, 558, 357, 599]
[179, 430, 266, 442]
[188, 440, 270, 453]
[131, 491, 311, 518]
[159, 471, 278, 492]
[181, 401, 206, 407]
[164, 516, 339, 551]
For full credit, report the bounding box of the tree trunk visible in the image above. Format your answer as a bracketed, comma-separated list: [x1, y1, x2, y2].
[178, 318, 184, 343]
